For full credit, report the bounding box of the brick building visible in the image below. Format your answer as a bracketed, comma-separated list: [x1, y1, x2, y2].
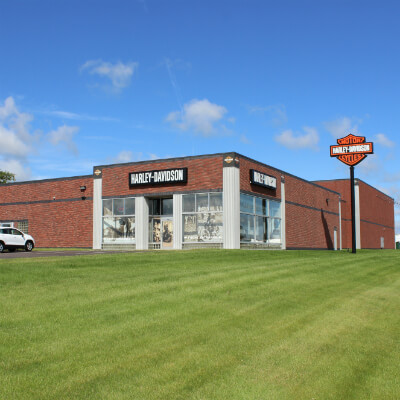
[0, 152, 395, 250]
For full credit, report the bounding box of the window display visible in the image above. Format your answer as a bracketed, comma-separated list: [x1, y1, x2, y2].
[102, 198, 135, 243]
[182, 193, 223, 243]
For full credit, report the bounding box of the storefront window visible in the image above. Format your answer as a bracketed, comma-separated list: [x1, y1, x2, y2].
[196, 194, 208, 212]
[125, 198, 135, 215]
[113, 198, 124, 215]
[183, 194, 195, 213]
[103, 199, 112, 216]
[240, 213, 254, 242]
[255, 197, 267, 216]
[256, 215, 267, 242]
[102, 198, 135, 243]
[240, 193, 281, 245]
[269, 201, 281, 217]
[209, 193, 223, 211]
[149, 198, 173, 216]
[162, 198, 173, 215]
[240, 194, 254, 214]
[182, 192, 223, 243]
[270, 218, 281, 243]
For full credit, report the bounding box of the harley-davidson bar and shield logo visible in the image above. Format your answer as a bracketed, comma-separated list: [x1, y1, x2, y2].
[330, 134, 373, 167]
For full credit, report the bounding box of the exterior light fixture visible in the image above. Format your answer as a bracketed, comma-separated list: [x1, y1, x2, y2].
[80, 185, 86, 192]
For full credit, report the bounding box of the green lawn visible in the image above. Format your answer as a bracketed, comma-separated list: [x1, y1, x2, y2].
[1, 250, 399, 400]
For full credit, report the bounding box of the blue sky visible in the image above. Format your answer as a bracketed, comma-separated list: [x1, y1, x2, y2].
[1, 0, 399, 232]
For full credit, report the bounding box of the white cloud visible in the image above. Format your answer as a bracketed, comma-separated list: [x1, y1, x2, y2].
[0, 159, 31, 181]
[112, 152, 161, 163]
[48, 125, 79, 155]
[0, 125, 31, 158]
[375, 133, 395, 148]
[275, 127, 319, 151]
[114, 150, 133, 163]
[324, 117, 359, 139]
[166, 99, 229, 137]
[0, 97, 34, 158]
[45, 109, 119, 122]
[81, 60, 138, 90]
[0, 97, 38, 181]
[0, 96, 18, 119]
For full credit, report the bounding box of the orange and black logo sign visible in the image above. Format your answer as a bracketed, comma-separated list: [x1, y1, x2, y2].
[330, 134, 373, 167]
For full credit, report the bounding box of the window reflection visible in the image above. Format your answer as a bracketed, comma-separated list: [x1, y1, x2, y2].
[240, 194, 281, 244]
[102, 198, 135, 243]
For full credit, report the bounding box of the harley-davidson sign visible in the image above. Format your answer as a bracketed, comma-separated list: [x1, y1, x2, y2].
[129, 168, 187, 187]
[330, 134, 373, 166]
[250, 169, 277, 189]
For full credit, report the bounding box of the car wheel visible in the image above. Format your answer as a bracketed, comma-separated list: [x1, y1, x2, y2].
[25, 241, 34, 252]
[0, 242, 4, 253]
[8, 248, 16, 252]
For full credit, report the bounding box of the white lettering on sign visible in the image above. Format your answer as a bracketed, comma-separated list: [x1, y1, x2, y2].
[129, 168, 187, 186]
[250, 169, 277, 189]
[331, 144, 371, 154]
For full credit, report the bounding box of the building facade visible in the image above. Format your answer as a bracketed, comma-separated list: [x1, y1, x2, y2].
[0, 152, 395, 250]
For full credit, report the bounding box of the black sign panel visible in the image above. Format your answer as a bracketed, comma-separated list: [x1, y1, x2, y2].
[250, 169, 277, 189]
[129, 168, 187, 187]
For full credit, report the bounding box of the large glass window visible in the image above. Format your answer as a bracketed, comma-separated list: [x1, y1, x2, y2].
[182, 192, 223, 243]
[148, 198, 173, 216]
[240, 194, 254, 214]
[240, 193, 281, 245]
[183, 194, 195, 212]
[240, 213, 254, 242]
[102, 197, 135, 243]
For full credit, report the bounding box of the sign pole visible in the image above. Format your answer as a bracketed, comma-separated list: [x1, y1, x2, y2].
[350, 165, 356, 254]
[330, 133, 374, 253]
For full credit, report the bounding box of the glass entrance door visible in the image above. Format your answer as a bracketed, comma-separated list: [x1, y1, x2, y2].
[161, 218, 173, 249]
[149, 197, 173, 249]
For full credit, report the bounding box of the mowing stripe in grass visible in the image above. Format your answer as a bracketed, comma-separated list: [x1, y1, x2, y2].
[1, 250, 399, 399]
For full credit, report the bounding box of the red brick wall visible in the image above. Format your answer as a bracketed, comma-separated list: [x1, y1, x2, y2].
[101, 156, 223, 197]
[358, 181, 395, 249]
[314, 179, 352, 248]
[0, 177, 93, 248]
[314, 179, 395, 249]
[284, 176, 340, 249]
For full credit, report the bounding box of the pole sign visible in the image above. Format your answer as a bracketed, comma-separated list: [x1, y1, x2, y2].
[330, 134, 373, 166]
[330, 133, 374, 254]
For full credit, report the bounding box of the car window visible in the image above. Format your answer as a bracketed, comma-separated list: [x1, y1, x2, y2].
[11, 229, 23, 236]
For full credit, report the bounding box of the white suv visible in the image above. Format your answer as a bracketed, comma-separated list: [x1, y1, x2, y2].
[0, 228, 35, 252]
